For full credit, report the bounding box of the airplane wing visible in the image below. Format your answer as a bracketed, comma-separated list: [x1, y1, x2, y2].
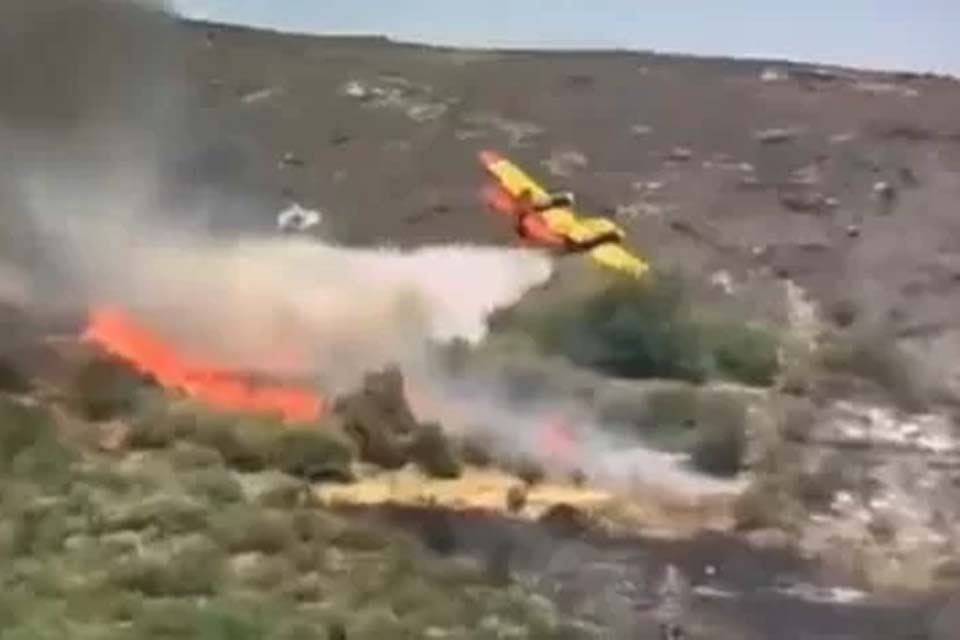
[478, 150, 551, 202]
[588, 243, 652, 280]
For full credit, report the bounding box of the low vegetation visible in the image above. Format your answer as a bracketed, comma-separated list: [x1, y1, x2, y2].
[489, 272, 782, 388]
[818, 323, 928, 411]
[0, 393, 589, 639]
[596, 384, 749, 477]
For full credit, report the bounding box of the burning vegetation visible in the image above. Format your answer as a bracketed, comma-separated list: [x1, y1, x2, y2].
[83, 306, 327, 423]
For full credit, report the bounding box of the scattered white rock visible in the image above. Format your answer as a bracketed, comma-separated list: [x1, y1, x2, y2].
[614, 202, 676, 220]
[454, 129, 486, 140]
[746, 528, 792, 550]
[240, 87, 280, 105]
[710, 270, 736, 295]
[630, 124, 654, 136]
[823, 402, 960, 454]
[277, 203, 323, 233]
[755, 127, 799, 144]
[465, 113, 545, 147]
[772, 583, 868, 605]
[761, 67, 788, 82]
[791, 164, 821, 185]
[873, 181, 897, 202]
[631, 180, 664, 193]
[543, 149, 588, 177]
[340, 77, 453, 123]
[341, 80, 368, 99]
[854, 81, 920, 98]
[830, 132, 857, 144]
[407, 103, 448, 122]
[693, 584, 738, 599]
[666, 146, 693, 162]
[278, 151, 304, 168]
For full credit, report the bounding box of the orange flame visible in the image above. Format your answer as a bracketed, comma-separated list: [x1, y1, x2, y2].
[82, 306, 326, 423]
[539, 416, 577, 467]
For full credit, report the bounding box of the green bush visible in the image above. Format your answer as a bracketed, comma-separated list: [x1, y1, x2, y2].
[169, 441, 225, 470]
[0, 399, 58, 471]
[97, 495, 209, 535]
[127, 412, 178, 450]
[187, 416, 281, 473]
[271, 427, 354, 483]
[509, 456, 546, 486]
[209, 506, 296, 555]
[0, 399, 74, 490]
[69, 355, 147, 421]
[705, 321, 780, 386]
[820, 327, 926, 411]
[458, 432, 494, 468]
[185, 468, 245, 505]
[689, 393, 748, 477]
[0, 356, 30, 393]
[409, 423, 462, 479]
[110, 541, 225, 597]
[514, 275, 708, 381]
[495, 273, 781, 387]
[250, 472, 310, 509]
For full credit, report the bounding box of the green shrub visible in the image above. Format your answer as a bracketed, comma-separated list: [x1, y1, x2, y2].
[271, 427, 354, 483]
[69, 355, 147, 421]
[169, 441, 225, 470]
[820, 327, 926, 411]
[0, 399, 74, 490]
[209, 506, 296, 555]
[232, 553, 295, 591]
[110, 541, 225, 597]
[458, 432, 494, 468]
[0, 399, 58, 471]
[0, 356, 30, 393]
[689, 393, 748, 477]
[97, 495, 209, 535]
[494, 273, 781, 387]
[249, 472, 310, 509]
[409, 423, 462, 479]
[131, 598, 271, 640]
[6, 502, 73, 556]
[328, 523, 390, 552]
[187, 416, 281, 473]
[509, 456, 546, 486]
[127, 414, 178, 450]
[517, 275, 708, 381]
[705, 321, 780, 386]
[184, 468, 245, 505]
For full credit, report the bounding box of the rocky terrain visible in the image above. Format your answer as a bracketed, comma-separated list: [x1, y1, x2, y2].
[3, 1, 960, 638]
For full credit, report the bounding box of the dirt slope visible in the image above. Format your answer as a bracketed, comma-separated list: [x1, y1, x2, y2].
[165, 20, 960, 396]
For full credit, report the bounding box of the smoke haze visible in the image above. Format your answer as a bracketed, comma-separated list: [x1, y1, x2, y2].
[0, 0, 739, 501]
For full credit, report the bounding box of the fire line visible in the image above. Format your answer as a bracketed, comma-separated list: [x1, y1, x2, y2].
[82, 306, 326, 423]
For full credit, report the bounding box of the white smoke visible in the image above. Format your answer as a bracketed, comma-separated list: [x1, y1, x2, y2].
[1, 0, 741, 507]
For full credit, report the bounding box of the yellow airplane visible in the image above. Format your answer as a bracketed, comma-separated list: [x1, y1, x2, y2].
[478, 150, 651, 281]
